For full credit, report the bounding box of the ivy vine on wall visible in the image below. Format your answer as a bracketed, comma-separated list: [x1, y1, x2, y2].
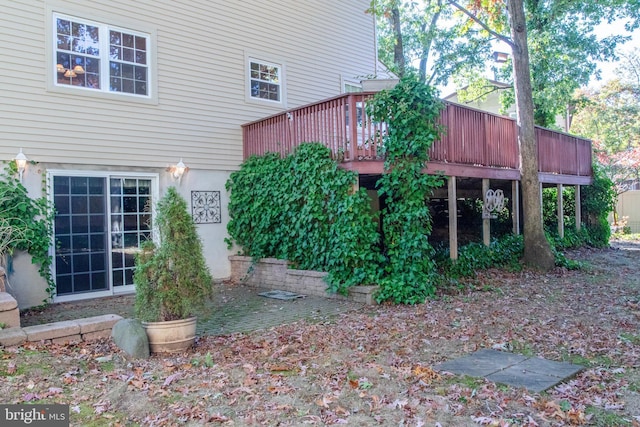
[0, 162, 55, 302]
[225, 143, 383, 295]
[226, 77, 446, 304]
[367, 76, 445, 304]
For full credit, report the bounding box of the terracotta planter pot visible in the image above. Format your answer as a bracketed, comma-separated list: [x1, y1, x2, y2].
[142, 317, 197, 353]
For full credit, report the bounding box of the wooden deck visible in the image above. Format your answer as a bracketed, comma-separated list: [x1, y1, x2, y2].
[242, 93, 593, 185]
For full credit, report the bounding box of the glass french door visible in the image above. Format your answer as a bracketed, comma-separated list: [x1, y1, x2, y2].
[109, 178, 152, 293]
[52, 174, 154, 300]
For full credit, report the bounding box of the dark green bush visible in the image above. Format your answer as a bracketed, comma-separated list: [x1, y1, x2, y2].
[542, 186, 576, 230]
[436, 234, 524, 279]
[542, 164, 615, 248]
[580, 164, 615, 247]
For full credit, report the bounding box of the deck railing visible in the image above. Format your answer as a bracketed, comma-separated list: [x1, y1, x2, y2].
[242, 93, 592, 178]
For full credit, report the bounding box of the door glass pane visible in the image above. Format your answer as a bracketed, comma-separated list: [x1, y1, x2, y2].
[54, 176, 108, 296]
[110, 178, 152, 287]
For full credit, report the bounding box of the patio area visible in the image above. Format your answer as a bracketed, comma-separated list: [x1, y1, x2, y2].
[20, 283, 364, 336]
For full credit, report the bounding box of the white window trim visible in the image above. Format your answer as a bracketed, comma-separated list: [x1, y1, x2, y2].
[341, 76, 363, 93]
[244, 53, 286, 108]
[45, 2, 158, 105]
[47, 169, 159, 303]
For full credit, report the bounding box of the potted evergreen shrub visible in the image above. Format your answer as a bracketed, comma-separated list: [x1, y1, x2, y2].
[134, 186, 212, 353]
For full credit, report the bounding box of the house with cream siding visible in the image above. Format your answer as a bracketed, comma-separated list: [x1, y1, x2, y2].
[0, 0, 378, 308]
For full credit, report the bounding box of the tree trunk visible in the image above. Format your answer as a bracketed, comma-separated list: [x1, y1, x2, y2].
[390, 4, 406, 77]
[507, 0, 555, 270]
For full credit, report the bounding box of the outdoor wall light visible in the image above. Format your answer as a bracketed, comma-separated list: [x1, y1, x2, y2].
[171, 158, 187, 182]
[14, 149, 28, 182]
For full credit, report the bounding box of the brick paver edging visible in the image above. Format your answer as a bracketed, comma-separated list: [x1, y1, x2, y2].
[0, 314, 122, 347]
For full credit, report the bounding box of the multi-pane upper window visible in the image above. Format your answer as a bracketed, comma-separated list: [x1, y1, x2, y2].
[54, 14, 149, 96]
[249, 60, 281, 102]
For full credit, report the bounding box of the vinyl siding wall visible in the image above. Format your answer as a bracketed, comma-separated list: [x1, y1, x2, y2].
[1, 0, 376, 308]
[0, 0, 376, 171]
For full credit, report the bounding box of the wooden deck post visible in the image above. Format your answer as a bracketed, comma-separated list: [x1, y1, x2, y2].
[575, 185, 581, 231]
[512, 180, 520, 235]
[448, 176, 458, 260]
[557, 184, 564, 238]
[483, 178, 490, 246]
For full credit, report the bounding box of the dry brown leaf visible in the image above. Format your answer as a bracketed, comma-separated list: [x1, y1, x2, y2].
[412, 365, 440, 383]
[267, 385, 292, 394]
[128, 379, 146, 389]
[163, 372, 182, 387]
[567, 408, 586, 425]
[335, 406, 350, 416]
[316, 395, 333, 408]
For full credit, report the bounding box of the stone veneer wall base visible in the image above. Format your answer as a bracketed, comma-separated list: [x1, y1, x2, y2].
[229, 256, 378, 305]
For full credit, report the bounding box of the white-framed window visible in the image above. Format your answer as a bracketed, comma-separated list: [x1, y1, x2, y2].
[53, 12, 151, 97]
[247, 57, 284, 105]
[342, 77, 363, 93]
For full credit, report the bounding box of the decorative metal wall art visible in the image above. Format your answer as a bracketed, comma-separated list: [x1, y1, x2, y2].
[191, 191, 221, 224]
[482, 189, 505, 219]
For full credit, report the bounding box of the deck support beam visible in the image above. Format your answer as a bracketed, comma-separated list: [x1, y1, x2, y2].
[575, 185, 581, 231]
[448, 176, 458, 260]
[557, 184, 564, 238]
[512, 181, 520, 235]
[483, 178, 490, 246]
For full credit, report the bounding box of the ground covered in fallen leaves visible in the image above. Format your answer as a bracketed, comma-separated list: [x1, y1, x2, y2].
[2, 240, 640, 426]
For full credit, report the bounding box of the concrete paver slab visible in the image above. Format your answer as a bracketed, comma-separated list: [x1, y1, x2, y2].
[486, 366, 567, 393]
[435, 349, 528, 377]
[434, 349, 583, 393]
[517, 356, 583, 379]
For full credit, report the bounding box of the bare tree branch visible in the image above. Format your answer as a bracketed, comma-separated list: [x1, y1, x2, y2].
[460, 83, 512, 104]
[448, 0, 515, 48]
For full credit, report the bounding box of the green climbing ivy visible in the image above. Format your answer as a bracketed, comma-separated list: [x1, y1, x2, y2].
[0, 162, 54, 301]
[366, 76, 445, 304]
[226, 143, 382, 295]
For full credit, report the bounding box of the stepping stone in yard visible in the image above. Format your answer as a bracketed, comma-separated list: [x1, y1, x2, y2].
[434, 349, 583, 393]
